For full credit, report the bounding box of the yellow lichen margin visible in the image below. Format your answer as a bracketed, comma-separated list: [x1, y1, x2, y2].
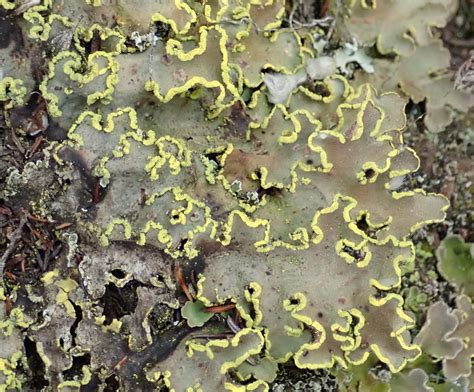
[390, 189, 450, 234]
[40, 50, 119, 117]
[220, 210, 270, 250]
[187, 328, 265, 374]
[285, 293, 328, 368]
[145, 136, 192, 181]
[23, 6, 73, 41]
[225, 379, 269, 392]
[100, 219, 132, 246]
[145, 26, 239, 110]
[139, 187, 217, 259]
[311, 194, 357, 245]
[55, 279, 79, 318]
[57, 365, 92, 389]
[0, 0, 15, 10]
[0, 352, 23, 391]
[151, 0, 197, 36]
[366, 294, 421, 373]
[85, 0, 101, 6]
[0, 77, 27, 108]
[241, 282, 264, 328]
[74, 24, 126, 55]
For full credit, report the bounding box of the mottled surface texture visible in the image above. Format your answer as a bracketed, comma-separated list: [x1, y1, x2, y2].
[0, 0, 472, 391]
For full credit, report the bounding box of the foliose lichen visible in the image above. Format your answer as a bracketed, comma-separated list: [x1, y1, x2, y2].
[0, 0, 467, 390]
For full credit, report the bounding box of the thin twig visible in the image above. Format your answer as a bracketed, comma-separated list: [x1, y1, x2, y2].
[148, 24, 158, 82]
[446, 37, 474, 48]
[288, 1, 297, 30]
[282, 16, 333, 29]
[203, 303, 236, 313]
[226, 316, 241, 334]
[326, 0, 341, 41]
[8, 128, 25, 155]
[190, 333, 234, 340]
[217, 15, 333, 35]
[174, 262, 194, 302]
[0, 216, 27, 274]
[14, 0, 41, 15]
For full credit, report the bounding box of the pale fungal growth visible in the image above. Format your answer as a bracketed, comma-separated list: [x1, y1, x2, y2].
[0, 0, 468, 390]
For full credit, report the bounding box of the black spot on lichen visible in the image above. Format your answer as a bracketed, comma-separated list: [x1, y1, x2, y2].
[364, 168, 375, 180]
[110, 269, 126, 279]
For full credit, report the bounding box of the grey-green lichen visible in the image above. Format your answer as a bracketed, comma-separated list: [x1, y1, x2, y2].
[345, 0, 473, 132]
[0, 287, 31, 391]
[0, 0, 468, 390]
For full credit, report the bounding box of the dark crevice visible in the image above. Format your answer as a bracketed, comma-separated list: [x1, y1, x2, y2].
[23, 337, 49, 389]
[363, 168, 375, 180]
[203, 151, 224, 169]
[104, 374, 121, 392]
[69, 299, 83, 346]
[148, 303, 174, 336]
[176, 237, 189, 252]
[154, 21, 172, 40]
[0, 8, 24, 50]
[405, 100, 427, 130]
[92, 176, 108, 204]
[227, 101, 252, 136]
[180, 255, 207, 282]
[110, 269, 126, 279]
[256, 184, 284, 200]
[355, 214, 377, 239]
[303, 81, 331, 97]
[81, 31, 102, 55]
[342, 245, 366, 262]
[288, 297, 300, 306]
[80, 372, 102, 392]
[99, 281, 143, 325]
[117, 324, 192, 388]
[365, 0, 375, 8]
[62, 353, 91, 381]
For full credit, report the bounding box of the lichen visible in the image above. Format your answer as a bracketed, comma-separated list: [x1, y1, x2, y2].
[345, 1, 473, 132]
[415, 295, 474, 383]
[0, 287, 30, 391]
[0, 0, 465, 390]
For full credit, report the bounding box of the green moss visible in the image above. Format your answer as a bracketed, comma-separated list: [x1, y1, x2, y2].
[437, 235, 474, 297]
[181, 300, 215, 328]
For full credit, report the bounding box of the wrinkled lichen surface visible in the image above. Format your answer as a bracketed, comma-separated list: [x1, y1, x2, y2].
[0, 0, 472, 391]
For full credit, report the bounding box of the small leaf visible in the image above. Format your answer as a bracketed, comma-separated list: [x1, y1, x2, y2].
[181, 300, 214, 327]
